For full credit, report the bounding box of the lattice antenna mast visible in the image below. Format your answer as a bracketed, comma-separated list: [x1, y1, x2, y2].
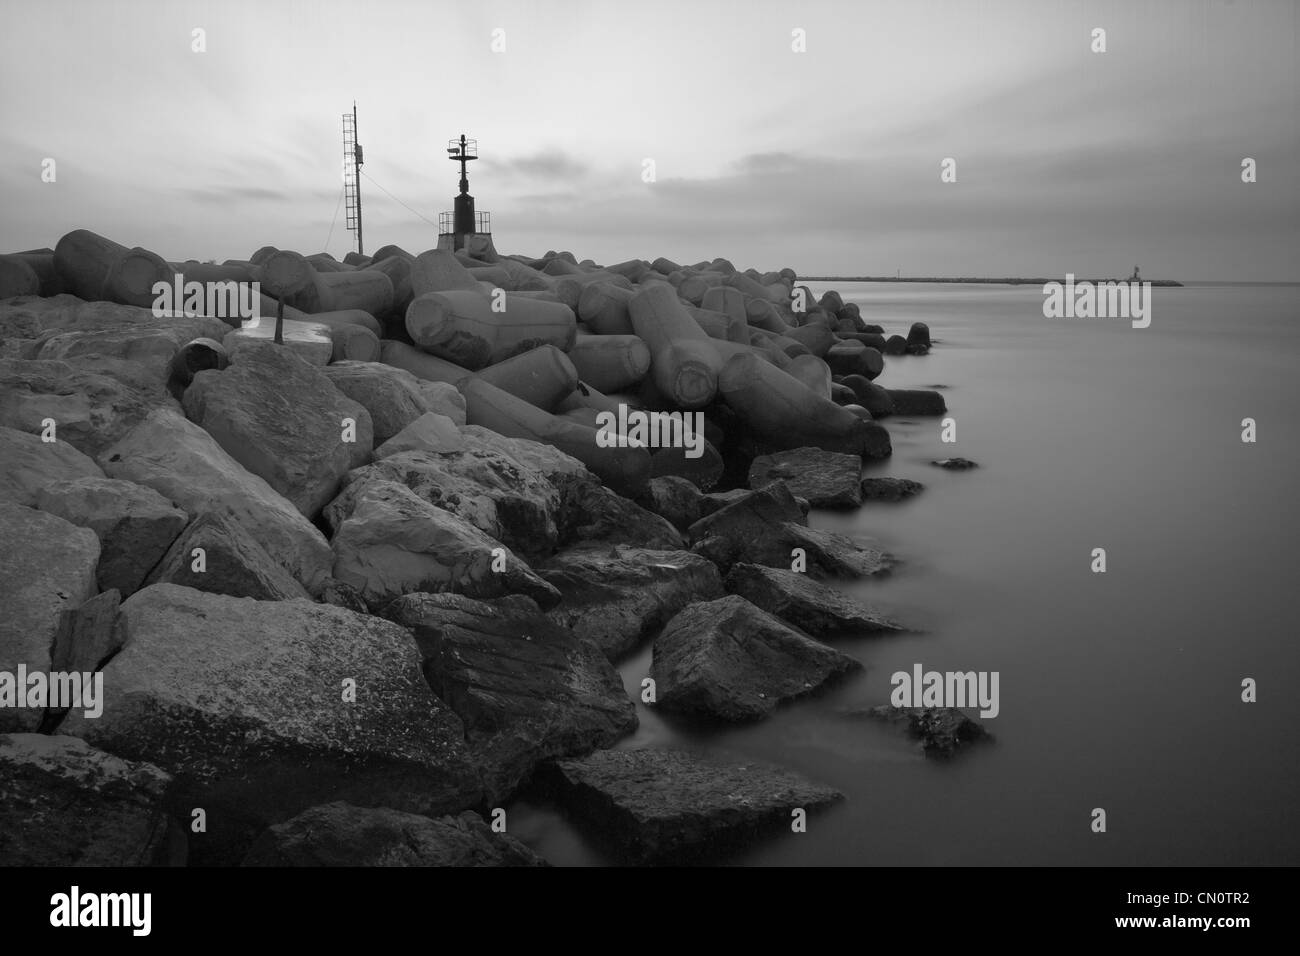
[343, 102, 364, 255]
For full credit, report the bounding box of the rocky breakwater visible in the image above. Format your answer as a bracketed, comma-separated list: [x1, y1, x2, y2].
[0, 228, 956, 866]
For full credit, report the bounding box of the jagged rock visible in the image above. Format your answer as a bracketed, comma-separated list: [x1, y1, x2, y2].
[321, 361, 442, 444]
[0, 734, 179, 866]
[0, 502, 99, 732]
[182, 341, 373, 517]
[97, 408, 333, 596]
[699, 487, 810, 518]
[326, 446, 561, 563]
[636, 475, 702, 530]
[558, 479, 683, 550]
[539, 544, 724, 660]
[748, 447, 863, 509]
[59, 584, 482, 864]
[931, 457, 978, 470]
[460, 426, 591, 485]
[381, 592, 636, 798]
[860, 477, 924, 501]
[331, 481, 559, 610]
[222, 319, 333, 366]
[50, 589, 122, 677]
[724, 563, 901, 636]
[0, 357, 173, 458]
[241, 804, 546, 867]
[36, 477, 188, 595]
[318, 577, 369, 614]
[650, 595, 862, 721]
[688, 484, 892, 577]
[374, 411, 464, 458]
[411, 380, 466, 426]
[887, 389, 947, 416]
[0, 424, 105, 506]
[860, 706, 990, 758]
[545, 748, 841, 864]
[144, 512, 310, 600]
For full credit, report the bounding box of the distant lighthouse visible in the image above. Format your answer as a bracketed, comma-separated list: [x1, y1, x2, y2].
[437, 134, 497, 260]
[1128, 264, 1141, 282]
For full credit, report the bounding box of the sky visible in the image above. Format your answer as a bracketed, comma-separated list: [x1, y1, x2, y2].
[1, 0, 1296, 280]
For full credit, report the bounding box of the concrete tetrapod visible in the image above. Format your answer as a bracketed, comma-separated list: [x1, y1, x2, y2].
[406, 290, 577, 371]
[474, 345, 579, 412]
[459, 377, 651, 494]
[567, 334, 651, 393]
[53, 229, 173, 308]
[628, 282, 722, 410]
[577, 282, 635, 335]
[718, 350, 891, 458]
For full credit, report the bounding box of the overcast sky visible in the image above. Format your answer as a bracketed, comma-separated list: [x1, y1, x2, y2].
[2, 0, 1296, 280]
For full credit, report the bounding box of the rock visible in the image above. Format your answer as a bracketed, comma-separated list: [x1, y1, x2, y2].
[860, 705, 990, 758]
[886, 389, 947, 416]
[381, 592, 636, 797]
[907, 322, 931, 349]
[636, 475, 703, 530]
[0, 424, 104, 505]
[222, 319, 334, 367]
[558, 479, 684, 550]
[320, 360, 439, 444]
[411, 379, 467, 425]
[98, 408, 333, 596]
[325, 447, 562, 563]
[461, 425, 591, 485]
[699, 487, 810, 519]
[144, 512, 310, 600]
[374, 411, 464, 459]
[0, 357, 173, 458]
[860, 477, 925, 501]
[0, 734, 179, 865]
[748, 447, 863, 509]
[318, 577, 369, 614]
[0, 503, 99, 732]
[539, 545, 724, 660]
[884, 334, 908, 355]
[724, 563, 901, 636]
[35, 477, 188, 595]
[59, 584, 482, 864]
[241, 804, 546, 867]
[182, 340, 372, 517]
[546, 748, 841, 864]
[650, 595, 862, 721]
[931, 457, 978, 470]
[36, 323, 220, 386]
[332, 481, 560, 610]
[50, 589, 123, 678]
[0, 294, 82, 340]
[839, 374, 894, 417]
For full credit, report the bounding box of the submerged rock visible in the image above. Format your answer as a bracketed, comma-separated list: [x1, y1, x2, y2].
[724, 563, 901, 636]
[859, 477, 924, 501]
[931, 457, 978, 470]
[381, 592, 636, 799]
[860, 705, 990, 758]
[539, 544, 724, 660]
[748, 447, 863, 509]
[650, 595, 862, 721]
[887, 389, 947, 416]
[242, 803, 546, 867]
[546, 748, 841, 864]
[0, 733, 180, 866]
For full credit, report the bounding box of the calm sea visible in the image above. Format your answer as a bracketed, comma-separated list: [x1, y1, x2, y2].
[509, 280, 1300, 866]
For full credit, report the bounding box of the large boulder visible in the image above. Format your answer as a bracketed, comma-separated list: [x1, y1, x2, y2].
[0, 357, 173, 458]
[381, 592, 636, 798]
[545, 748, 841, 864]
[331, 481, 559, 610]
[35, 477, 188, 595]
[143, 512, 310, 600]
[373, 411, 464, 459]
[325, 446, 562, 563]
[0, 734, 180, 865]
[320, 360, 442, 444]
[636, 475, 703, 531]
[59, 585, 483, 864]
[724, 563, 901, 636]
[241, 803, 545, 867]
[0, 503, 99, 732]
[650, 595, 862, 721]
[182, 341, 373, 518]
[557, 479, 684, 550]
[748, 447, 863, 509]
[0, 424, 104, 505]
[97, 408, 333, 596]
[687, 484, 891, 577]
[539, 545, 724, 660]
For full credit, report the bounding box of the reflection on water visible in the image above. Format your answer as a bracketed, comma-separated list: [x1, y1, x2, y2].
[508, 282, 1300, 866]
